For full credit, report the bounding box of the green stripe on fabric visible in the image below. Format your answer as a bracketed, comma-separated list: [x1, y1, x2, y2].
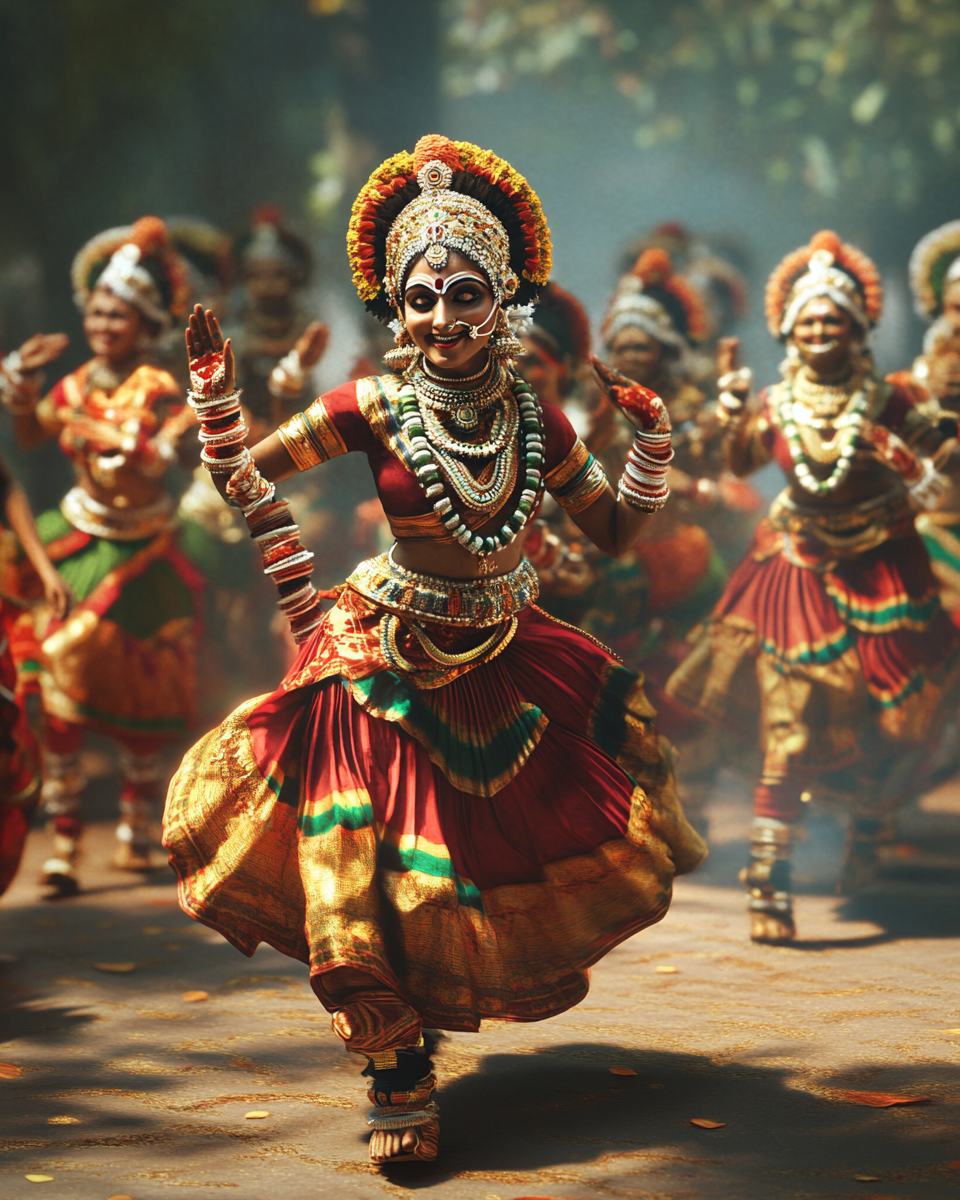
[348, 672, 546, 797]
[299, 799, 374, 837]
[825, 582, 940, 631]
[73, 704, 188, 733]
[378, 840, 484, 910]
[760, 626, 856, 670]
[589, 664, 637, 764]
[920, 530, 960, 572]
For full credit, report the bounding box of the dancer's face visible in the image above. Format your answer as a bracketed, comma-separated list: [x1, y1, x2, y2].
[790, 297, 857, 376]
[244, 258, 295, 304]
[943, 279, 960, 335]
[84, 288, 148, 363]
[927, 346, 960, 407]
[609, 326, 663, 386]
[402, 250, 494, 376]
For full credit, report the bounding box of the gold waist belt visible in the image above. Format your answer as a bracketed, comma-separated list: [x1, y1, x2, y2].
[768, 488, 913, 556]
[347, 550, 539, 628]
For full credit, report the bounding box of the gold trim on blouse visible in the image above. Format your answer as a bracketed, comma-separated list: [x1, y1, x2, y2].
[278, 397, 348, 471]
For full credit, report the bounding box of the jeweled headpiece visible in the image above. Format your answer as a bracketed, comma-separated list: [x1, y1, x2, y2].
[601, 248, 708, 354]
[909, 220, 960, 322]
[238, 204, 311, 285]
[71, 216, 190, 334]
[347, 134, 551, 320]
[766, 230, 882, 339]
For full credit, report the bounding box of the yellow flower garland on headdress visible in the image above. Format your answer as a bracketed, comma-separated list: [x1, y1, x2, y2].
[347, 135, 551, 319]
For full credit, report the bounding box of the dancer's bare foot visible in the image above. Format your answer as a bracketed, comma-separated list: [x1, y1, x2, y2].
[369, 1126, 422, 1162]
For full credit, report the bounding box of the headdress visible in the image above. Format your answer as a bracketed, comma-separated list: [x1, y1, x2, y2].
[165, 217, 234, 302]
[909, 220, 960, 322]
[765, 230, 882, 339]
[601, 248, 708, 353]
[237, 204, 312, 286]
[526, 280, 591, 370]
[347, 134, 551, 320]
[71, 216, 191, 333]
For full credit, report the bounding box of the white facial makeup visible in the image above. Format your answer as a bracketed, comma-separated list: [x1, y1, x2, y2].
[405, 271, 500, 339]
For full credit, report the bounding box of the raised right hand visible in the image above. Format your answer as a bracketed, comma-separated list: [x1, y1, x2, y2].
[186, 304, 235, 397]
[17, 332, 69, 373]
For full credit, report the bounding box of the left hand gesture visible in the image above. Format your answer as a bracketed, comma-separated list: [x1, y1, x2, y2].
[591, 357, 671, 434]
[295, 321, 330, 371]
[186, 305, 235, 398]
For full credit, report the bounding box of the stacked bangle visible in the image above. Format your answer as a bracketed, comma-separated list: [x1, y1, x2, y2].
[618, 429, 672, 513]
[190, 384, 324, 644]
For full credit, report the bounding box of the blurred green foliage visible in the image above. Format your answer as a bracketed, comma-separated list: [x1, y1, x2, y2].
[443, 0, 960, 204]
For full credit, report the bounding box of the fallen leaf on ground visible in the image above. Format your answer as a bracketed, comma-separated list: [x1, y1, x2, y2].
[25, 1176, 54, 1183]
[609, 1066, 637, 1076]
[833, 1090, 931, 1107]
[690, 1118, 725, 1129]
[182, 990, 209, 1002]
[0, 1062, 24, 1078]
[655, 965, 679, 974]
[47, 1116, 80, 1124]
[93, 962, 137, 974]
[245, 1110, 271, 1119]
[855, 1176, 881, 1182]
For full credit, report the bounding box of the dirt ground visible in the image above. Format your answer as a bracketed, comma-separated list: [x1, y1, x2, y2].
[1, 755, 959, 1200]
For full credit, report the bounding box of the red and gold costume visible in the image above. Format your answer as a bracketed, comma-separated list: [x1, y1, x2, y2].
[667, 231, 960, 939]
[0, 595, 41, 895]
[3, 218, 203, 892]
[165, 135, 703, 1163]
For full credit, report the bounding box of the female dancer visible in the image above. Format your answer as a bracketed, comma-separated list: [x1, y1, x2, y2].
[164, 135, 705, 1165]
[667, 230, 960, 942]
[0, 217, 204, 895]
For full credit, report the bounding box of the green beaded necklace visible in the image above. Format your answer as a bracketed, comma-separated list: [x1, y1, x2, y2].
[396, 376, 545, 559]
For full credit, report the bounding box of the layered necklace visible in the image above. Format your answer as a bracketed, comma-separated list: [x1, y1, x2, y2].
[397, 355, 545, 558]
[778, 368, 871, 495]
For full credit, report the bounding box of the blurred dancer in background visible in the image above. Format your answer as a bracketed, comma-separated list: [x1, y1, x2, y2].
[0, 456, 70, 895]
[668, 230, 960, 942]
[0, 217, 205, 896]
[232, 205, 329, 441]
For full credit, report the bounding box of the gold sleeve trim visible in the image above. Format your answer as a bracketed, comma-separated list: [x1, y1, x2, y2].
[278, 398, 347, 471]
[545, 438, 609, 516]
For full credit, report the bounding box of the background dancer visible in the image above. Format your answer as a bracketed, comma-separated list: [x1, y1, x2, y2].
[0, 218, 206, 896]
[668, 230, 960, 942]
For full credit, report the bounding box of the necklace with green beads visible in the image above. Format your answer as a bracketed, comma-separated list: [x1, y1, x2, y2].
[395, 374, 545, 559]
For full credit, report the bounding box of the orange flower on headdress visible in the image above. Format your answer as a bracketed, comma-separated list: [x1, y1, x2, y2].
[346, 134, 551, 320]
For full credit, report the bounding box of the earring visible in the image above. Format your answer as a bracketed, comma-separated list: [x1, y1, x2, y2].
[383, 322, 418, 373]
[487, 308, 525, 364]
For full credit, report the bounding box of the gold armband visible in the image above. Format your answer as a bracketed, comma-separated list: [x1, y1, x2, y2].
[277, 397, 348, 471]
[545, 438, 608, 515]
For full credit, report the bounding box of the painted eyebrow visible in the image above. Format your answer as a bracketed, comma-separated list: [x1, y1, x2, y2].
[405, 271, 487, 296]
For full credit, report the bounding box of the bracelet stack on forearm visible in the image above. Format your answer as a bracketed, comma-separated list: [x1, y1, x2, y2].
[189, 386, 324, 644]
[618, 428, 673, 512]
